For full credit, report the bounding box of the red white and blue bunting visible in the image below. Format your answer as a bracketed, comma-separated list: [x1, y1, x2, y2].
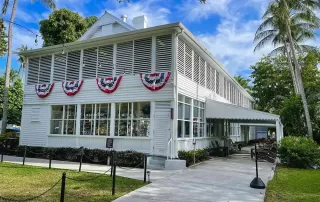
[140, 72, 171, 91]
[96, 76, 122, 94]
[62, 80, 83, 96]
[35, 83, 54, 98]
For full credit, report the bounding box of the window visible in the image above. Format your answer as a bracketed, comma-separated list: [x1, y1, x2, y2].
[206, 119, 215, 137]
[115, 102, 150, 137]
[177, 94, 191, 138]
[95, 104, 111, 136]
[81, 104, 95, 135]
[193, 101, 205, 137]
[50, 105, 77, 135]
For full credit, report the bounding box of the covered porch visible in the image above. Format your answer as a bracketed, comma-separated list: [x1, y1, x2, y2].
[205, 99, 283, 147]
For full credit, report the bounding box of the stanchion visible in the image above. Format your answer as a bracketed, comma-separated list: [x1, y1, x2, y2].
[23, 145, 27, 165]
[144, 154, 147, 183]
[110, 151, 114, 177]
[79, 147, 84, 172]
[60, 172, 66, 202]
[49, 151, 52, 169]
[250, 144, 265, 189]
[112, 160, 116, 196]
[1, 153, 3, 162]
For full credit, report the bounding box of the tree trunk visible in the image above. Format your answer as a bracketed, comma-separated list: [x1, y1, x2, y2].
[286, 22, 313, 139]
[1, 0, 18, 134]
[284, 43, 299, 94]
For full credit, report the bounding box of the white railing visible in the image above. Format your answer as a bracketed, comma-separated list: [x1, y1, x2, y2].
[167, 137, 173, 160]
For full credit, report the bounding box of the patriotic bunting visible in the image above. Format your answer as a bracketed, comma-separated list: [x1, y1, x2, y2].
[35, 83, 54, 98]
[62, 80, 83, 96]
[140, 72, 171, 91]
[96, 76, 122, 94]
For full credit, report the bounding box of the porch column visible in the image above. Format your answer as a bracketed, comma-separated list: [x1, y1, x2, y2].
[276, 119, 282, 143]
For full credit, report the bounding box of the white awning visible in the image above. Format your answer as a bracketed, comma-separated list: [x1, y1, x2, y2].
[206, 99, 280, 121]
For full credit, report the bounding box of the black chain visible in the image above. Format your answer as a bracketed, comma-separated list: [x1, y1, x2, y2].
[66, 168, 111, 182]
[0, 178, 61, 202]
[27, 150, 49, 155]
[83, 153, 109, 163]
[117, 160, 144, 170]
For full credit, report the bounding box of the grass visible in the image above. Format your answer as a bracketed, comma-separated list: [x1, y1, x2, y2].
[0, 162, 145, 202]
[265, 167, 320, 202]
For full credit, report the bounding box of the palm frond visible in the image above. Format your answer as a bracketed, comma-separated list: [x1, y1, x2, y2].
[32, 0, 56, 10]
[268, 46, 286, 56]
[2, 0, 10, 14]
[254, 29, 278, 43]
[254, 33, 276, 52]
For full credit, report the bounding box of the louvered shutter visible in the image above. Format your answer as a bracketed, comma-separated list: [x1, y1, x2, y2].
[156, 35, 172, 72]
[53, 54, 66, 82]
[185, 44, 192, 80]
[216, 71, 220, 95]
[116, 41, 133, 75]
[39, 56, 51, 83]
[133, 38, 151, 74]
[66, 51, 80, 81]
[193, 53, 200, 83]
[27, 57, 40, 84]
[83, 48, 97, 79]
[206, 64, 210, 89]
[199, 57, 205, 86]
[207, 65, 215, 92]
[98, 45, 113, 77]
[177, 38, 185, 74]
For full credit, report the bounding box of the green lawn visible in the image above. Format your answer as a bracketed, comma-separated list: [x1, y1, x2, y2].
[265, 167, 320, 202]
[0, 162, 145, 202]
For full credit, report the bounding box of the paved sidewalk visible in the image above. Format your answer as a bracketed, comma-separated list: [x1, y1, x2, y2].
[1, 155, 179, 182]
[114, 156, 274, 202]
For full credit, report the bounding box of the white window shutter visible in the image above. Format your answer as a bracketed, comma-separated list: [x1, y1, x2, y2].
[27, 57, 40, 84]
[98, 45, 113, 78]
[116, 41, 133, 75]
[66, 51, 81, 81]
[83, 48, 97, 79]
[185, 44, 193, 80]
[53, 54, 66, 82]
[133, 38, 152, 74]
[39, 56, 51, 83]
[156, 35, 172, 72]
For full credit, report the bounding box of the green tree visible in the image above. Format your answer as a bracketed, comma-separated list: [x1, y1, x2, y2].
[40, 9, 98, 46]
[14, 44, 28, 74]
[0, 70, 23, 125]
[1, 0, 55, 134]
[0, 19, 7, 57]
[254, 0, 320, 139]
[234, 75, 251, 93]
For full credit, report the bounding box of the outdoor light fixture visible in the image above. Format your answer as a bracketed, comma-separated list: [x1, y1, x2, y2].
[147, 171, 151, 183]
[61, 45, 65, 55]
[34, 35, 38, 46]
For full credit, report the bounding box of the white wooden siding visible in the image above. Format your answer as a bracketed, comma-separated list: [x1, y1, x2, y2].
[24, 75, 174, 105]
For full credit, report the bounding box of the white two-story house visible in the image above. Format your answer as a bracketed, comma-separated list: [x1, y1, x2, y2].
[20, 12, 283, 163]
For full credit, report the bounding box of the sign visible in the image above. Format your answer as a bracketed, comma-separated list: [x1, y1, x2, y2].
[106, 138, 114, 148]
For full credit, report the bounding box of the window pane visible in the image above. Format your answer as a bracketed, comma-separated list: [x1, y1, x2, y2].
[193, 106, 199, 120]
[81, 104, 94, 120]
[193, 122, 198, 137]
[200, 109, 204, 122]
[178, 103, 183, 119]
[99, 104, 110, 119]
[95, 120, 110, 136]
[65, 105, 77, 120]
[80, 120, 94, 135]
[200, 102, 205, 108]
[115, 120, 130, 136]
[51, 105, 63, 119]
[133, 102, 150, 118]
[200, 123, 204, 137]
[194, 100, 199, 107]
[178, 120, 183, 138]
[185, 121, 190, 138]
[64, 120, 76, 135]
[116, 103, 131, 119]
[132, 120, 150, 136]
[210, 123, 215, 137]
[178, 94, 184, 102]
[185, 97, 192, 104]
[185, 105, 191, 120]
[50, 120, 63, 134]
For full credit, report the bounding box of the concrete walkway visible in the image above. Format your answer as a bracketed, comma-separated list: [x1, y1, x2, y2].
[1, 155, 179, 182]
[114, 156, 274, 202]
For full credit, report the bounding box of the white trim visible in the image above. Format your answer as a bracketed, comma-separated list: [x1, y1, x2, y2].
[79, 49, 83, 80]
[48, 134, 152, 140]
[50, 54, 54, 82]
[151, 36, 156, 72]
[76, 104, 81, 136]
[113, 43, 117, 77]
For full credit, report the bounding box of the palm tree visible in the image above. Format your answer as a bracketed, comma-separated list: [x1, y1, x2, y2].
[254, 0, 320, 139]
[15, 44, 28, 74]
[1, 0, 55, 134]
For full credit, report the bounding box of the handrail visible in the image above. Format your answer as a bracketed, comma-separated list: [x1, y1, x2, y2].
[167, 137, 173, 160]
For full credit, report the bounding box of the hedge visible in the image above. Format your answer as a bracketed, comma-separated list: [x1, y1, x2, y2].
[178, 149, 210, 167]
[0, 146, 145, 168]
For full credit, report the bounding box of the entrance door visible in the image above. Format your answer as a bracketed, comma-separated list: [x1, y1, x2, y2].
[153, 102, 171, 156]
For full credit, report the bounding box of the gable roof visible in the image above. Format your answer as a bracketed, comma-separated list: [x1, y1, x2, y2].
[79, 11, 136, 41]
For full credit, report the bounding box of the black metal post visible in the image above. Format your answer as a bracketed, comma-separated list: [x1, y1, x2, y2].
[1, 153, 3, 162]
[144, 154, 147, 183]
[110, 151, 114, 177]
[112, 160, 116, 195]
[250, 144, 265, 189]
[79, 147, 83, 172]
[23, 145, 27, 165]
[49, 151, 52, 169]
[60, 172, 66, 202]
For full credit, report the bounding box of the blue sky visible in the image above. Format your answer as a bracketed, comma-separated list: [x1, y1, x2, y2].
[1, 0, 319, 78]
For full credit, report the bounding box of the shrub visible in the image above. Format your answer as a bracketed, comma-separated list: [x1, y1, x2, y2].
[12, 146, 145, 168]
[178, 149, 210, 167]
[278, 136, 320, 168]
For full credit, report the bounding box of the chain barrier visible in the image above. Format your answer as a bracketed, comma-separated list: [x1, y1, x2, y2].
[66, 168, 112, 182]
[27, 149, 50, 155]
[117, 160, 144, 170]
[0, 178, 61, 202]
[83, 153, 109, 163]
